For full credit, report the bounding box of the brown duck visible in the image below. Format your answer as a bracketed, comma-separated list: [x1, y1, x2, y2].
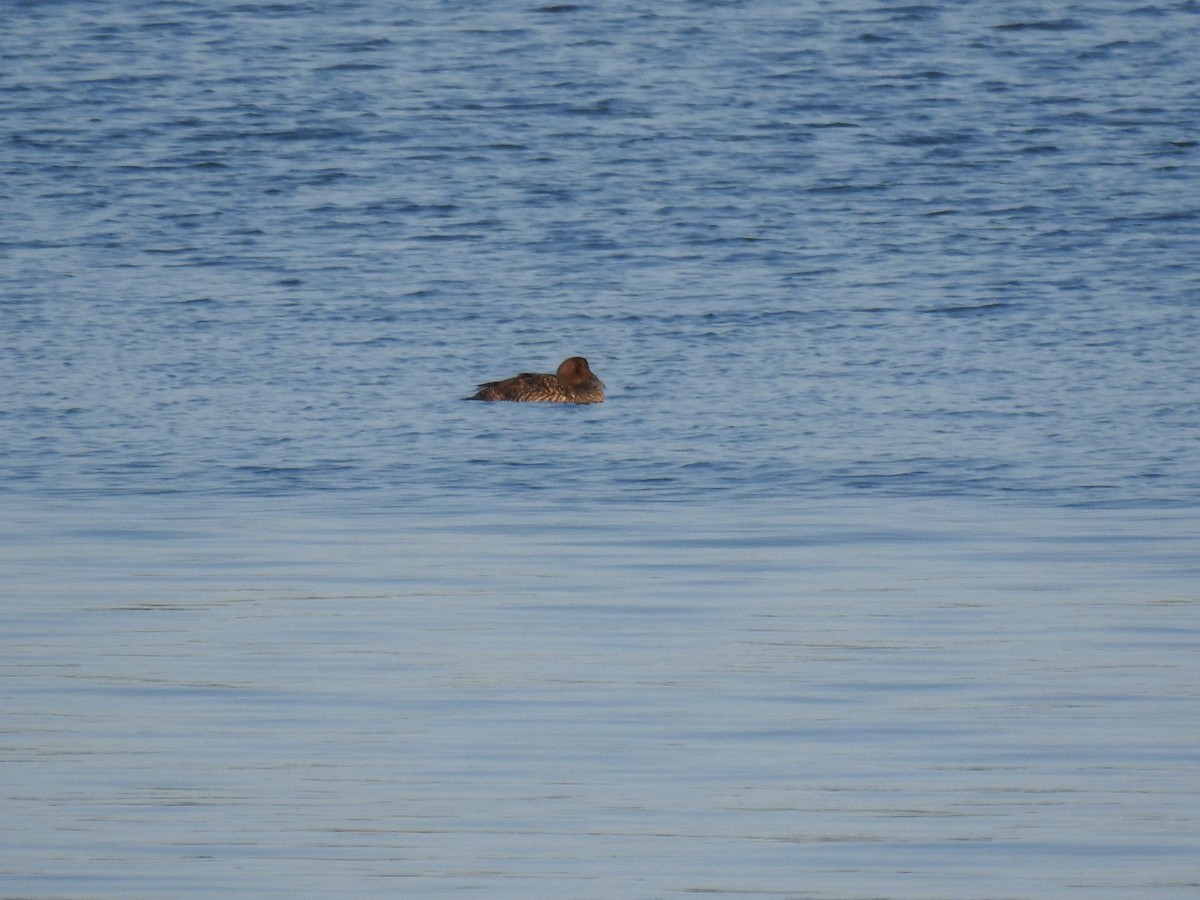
[469, 356, 605, 404]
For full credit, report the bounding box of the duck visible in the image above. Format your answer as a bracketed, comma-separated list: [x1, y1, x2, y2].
[469, 356, 605, 404]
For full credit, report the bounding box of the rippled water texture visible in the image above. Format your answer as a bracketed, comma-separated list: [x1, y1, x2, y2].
[2, 1, 1200, 897]
[3, 0, 1199, 503]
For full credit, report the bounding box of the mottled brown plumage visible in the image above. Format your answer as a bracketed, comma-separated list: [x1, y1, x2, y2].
[470, 356, 605, 404]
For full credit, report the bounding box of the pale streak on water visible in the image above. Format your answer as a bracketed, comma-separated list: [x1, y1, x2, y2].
[2, 1, 1200, 898]
[4, 495, 1198, 899]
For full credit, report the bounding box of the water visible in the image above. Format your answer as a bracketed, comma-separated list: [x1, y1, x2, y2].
[2, 1, 1199, 897]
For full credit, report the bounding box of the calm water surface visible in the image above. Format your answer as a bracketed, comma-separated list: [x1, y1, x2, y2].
[2, 1, 1199, 897]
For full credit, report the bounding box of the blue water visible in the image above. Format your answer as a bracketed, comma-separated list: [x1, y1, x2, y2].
[3, 2, 1199, 897]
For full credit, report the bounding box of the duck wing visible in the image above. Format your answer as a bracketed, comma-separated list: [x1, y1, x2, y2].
[471, 372, 561, 401]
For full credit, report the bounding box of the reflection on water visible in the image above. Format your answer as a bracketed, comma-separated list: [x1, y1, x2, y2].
[3, 494, 1198, 898]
